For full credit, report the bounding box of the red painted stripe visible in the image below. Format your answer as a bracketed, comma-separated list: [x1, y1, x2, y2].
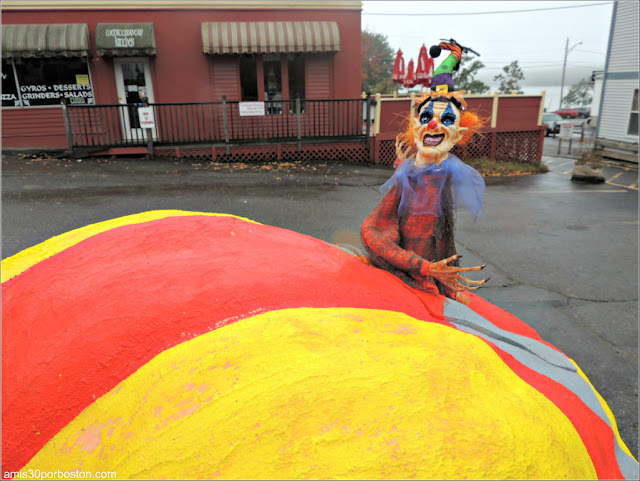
[484, 341, 623, 479]
[2, 215, 449, 472]
[462, 294, 623, 475]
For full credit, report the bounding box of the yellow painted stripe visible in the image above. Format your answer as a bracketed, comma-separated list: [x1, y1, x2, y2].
[25, 308, 596, 479]
[571, 359, 637, 462]
[1, 210, 260, 283]
[606, 181, 639, 191]
[555, 161, 573, 168]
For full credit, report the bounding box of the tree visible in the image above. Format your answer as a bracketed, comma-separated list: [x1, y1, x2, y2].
[562, 76, 593, 106]
[494, 60, 525, 94]
[455, 53, 489, 94]
[361, 30, 395, 94]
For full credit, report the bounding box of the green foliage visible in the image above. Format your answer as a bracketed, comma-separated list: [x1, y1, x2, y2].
[361, 30, 396, 95]
[455, 54, 489, 94]
[562, 77, 593, 106]
[494, 60, 525, 94]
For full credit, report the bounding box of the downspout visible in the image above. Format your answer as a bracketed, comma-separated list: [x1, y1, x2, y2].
[596, 1, 617, 138]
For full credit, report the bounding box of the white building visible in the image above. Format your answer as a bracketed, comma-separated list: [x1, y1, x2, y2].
[590, 70, 604, 121]
[595, 0, 639, 163]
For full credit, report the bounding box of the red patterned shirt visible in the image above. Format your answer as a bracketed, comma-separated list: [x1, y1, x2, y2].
[361, 178, 458, 298]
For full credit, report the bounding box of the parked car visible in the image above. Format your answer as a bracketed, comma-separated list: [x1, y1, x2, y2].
[542, 113, 563, 136]
[554, 107, 591, 118]
[553, 107, 580, 118]
[575, 107, 591, 118]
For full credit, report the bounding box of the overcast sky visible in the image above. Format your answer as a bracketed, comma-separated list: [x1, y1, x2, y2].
[361, 0, 615, 105]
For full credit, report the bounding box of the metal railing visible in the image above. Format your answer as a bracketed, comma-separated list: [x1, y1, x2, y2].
[62, 96, 373, 154]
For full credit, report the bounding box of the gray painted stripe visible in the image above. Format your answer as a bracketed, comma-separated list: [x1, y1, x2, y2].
[444, 301, 575, 371]
[443, 301, 639, 478]
[605, 71, 640, 80]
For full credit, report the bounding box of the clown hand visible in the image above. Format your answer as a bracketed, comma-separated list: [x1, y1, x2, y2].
[420, 254, 490, 304]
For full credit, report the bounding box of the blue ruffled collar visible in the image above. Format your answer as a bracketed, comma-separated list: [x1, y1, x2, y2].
[380, 154, 485, 218]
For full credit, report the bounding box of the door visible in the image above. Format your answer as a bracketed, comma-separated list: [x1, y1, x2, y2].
[114, 58, 156, 142]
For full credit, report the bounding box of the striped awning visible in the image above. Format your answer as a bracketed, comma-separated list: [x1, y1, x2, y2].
[2, 24, 91, 58]
[201, 21, 340, 55]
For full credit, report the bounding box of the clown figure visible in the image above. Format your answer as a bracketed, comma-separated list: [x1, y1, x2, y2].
[361, 91, 489, 305]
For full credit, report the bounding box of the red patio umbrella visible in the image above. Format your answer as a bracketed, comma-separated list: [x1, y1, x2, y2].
[392, 49, 405, 84]
[403, 59, 416, 88]
[415, 44, 434, 87]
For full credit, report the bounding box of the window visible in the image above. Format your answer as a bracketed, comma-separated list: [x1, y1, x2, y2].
[288, 53, 305, 100]
[2, 59, 21, 107]
[628, 89, 638, 136]
[238, 53, 306, 114]
[288, 53, 306, 113]
[3, 57, 94, 107]
[240, 54, 258, 101]
[263, 54, 282, 114]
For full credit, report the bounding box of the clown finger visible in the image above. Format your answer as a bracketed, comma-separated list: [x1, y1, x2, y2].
[459, 276, 491, 286]
[455, 264, 486, 273]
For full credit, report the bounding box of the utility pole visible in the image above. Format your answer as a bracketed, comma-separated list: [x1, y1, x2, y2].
[559, 38, 582, 109]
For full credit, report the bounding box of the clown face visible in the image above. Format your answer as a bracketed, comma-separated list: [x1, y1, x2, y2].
[413, 100, 468, 167]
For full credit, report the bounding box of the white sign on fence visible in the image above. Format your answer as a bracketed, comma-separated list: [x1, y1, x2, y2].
[559, 122, 574, 140]
[138, 106, 155, 128]
[239, 101, 265, 117]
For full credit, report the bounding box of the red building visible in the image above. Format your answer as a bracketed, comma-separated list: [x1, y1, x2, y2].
[1, 0, 362, 149]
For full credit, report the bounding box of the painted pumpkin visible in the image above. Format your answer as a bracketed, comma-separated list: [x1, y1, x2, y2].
[2, 211, 637, 479]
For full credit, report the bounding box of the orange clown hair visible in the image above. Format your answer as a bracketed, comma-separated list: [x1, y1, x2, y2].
[395, 91, 486, 164]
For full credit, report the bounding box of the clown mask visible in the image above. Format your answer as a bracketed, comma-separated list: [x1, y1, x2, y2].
[413, 99, 468, 167]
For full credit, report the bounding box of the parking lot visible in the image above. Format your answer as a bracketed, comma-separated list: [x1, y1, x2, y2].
[544, 156, 638, 190]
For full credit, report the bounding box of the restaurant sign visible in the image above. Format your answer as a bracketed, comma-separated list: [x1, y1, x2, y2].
[96, 23, 156, 56]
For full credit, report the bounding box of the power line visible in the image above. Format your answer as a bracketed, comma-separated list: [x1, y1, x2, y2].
[362, 2, 612, 16]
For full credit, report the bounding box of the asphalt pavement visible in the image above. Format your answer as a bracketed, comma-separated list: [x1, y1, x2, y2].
[2, 146, 638, 458]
